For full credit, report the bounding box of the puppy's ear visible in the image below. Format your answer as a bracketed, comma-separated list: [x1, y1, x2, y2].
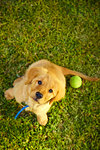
[25, 67, 47, 84]
[25, 67, 39, 84]
[49, 87, 65, 105]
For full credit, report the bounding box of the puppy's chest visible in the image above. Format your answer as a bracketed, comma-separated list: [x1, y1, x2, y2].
[26, 102, 51, 115]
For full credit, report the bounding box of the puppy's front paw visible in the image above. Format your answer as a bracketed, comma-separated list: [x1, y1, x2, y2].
[4, 89, 14, 100]
[37, 114, 48, 126]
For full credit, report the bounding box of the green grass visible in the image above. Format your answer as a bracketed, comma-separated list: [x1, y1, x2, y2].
[0, 0, 100, 149]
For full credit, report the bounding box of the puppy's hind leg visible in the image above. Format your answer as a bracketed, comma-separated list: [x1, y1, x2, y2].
[4, 88, 14, 100]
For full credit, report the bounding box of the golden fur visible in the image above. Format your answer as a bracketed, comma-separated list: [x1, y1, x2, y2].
[5, 59, 99, 125]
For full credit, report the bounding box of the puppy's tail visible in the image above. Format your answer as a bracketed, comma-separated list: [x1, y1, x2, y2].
[61, 67, 99, 81]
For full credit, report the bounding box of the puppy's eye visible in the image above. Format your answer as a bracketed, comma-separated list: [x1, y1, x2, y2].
[49, 89, 53, 93]
[38, 80, 42, 85]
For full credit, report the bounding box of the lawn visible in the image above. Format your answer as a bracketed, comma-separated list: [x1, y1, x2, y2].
[0, 0, 100, 149]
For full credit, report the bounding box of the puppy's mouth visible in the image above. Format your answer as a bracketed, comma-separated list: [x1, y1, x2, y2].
[31, 97, 40, 104]
[34, 97, 38, 102]
[31, 96, 53, 105]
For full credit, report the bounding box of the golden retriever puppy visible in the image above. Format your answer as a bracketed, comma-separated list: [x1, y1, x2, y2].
[5, 59, 99, 125]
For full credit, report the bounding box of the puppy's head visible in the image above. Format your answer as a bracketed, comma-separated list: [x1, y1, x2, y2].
[25, 67, 65, 105]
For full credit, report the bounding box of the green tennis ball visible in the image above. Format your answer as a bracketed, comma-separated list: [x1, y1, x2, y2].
[70, 76, 82, 88]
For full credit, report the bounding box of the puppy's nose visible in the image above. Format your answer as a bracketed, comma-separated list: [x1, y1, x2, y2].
[36, 92, 43, 99]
